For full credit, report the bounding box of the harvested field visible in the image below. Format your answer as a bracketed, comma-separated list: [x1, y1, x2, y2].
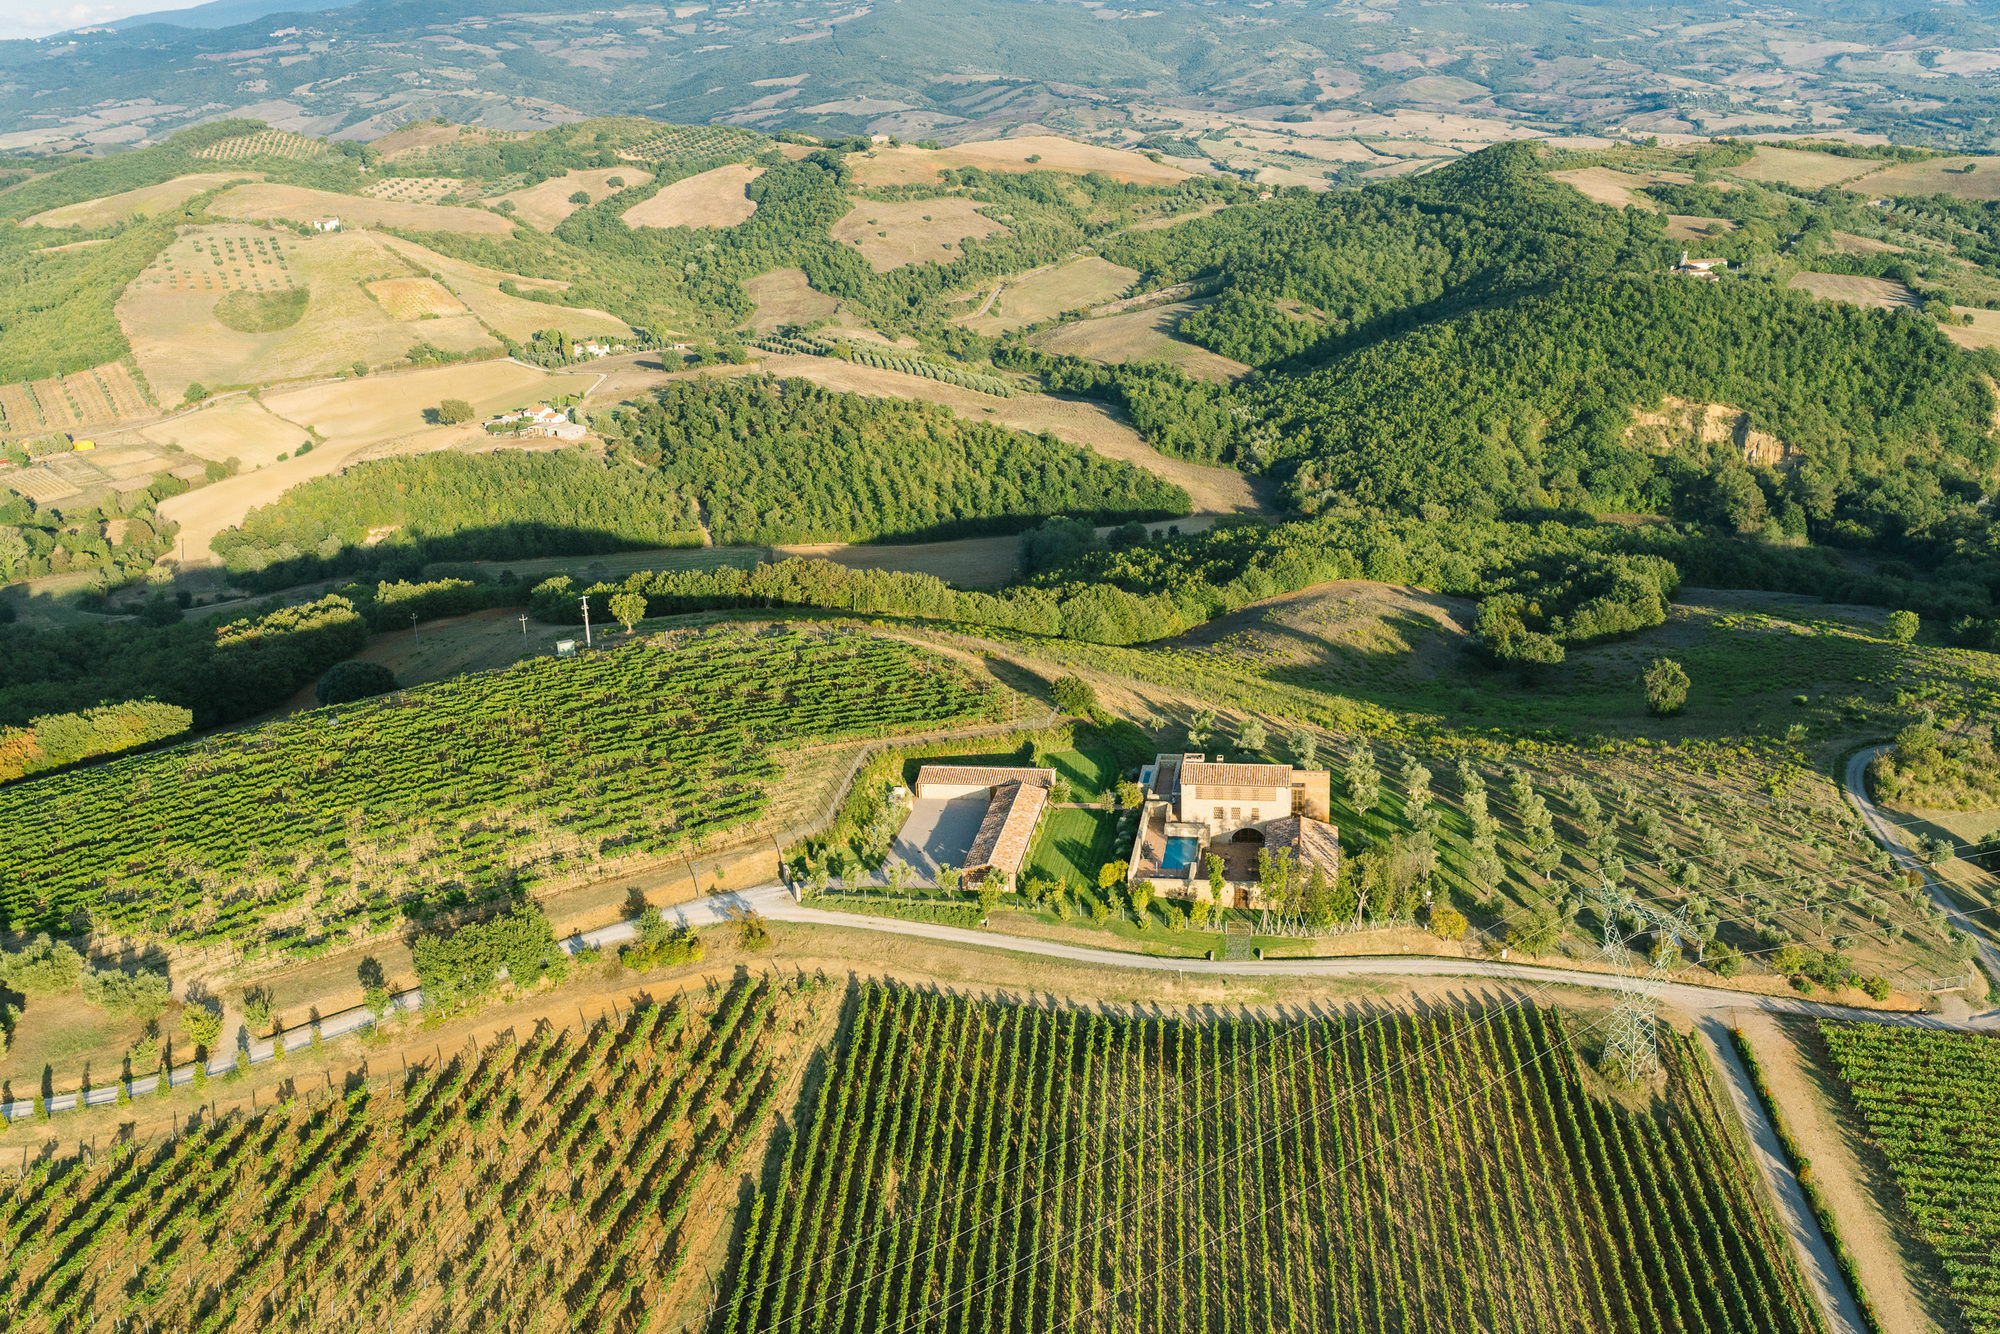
[1831, 231, 1905, 255]
[159, 362, 598, 563]
[620, 163, 762, 229]
[1945, 307, 2000, 351]
[1850, 156, 2000, 202]
[361, 175, 464, 204]
[1666, 214, 1738, 242]
[1787, 271, 1920, 310]
[209, 182, 515, 235]
[1029, 300, 1252, 382]
[1550, 166, 1655, 209]
[192, 129, 323, 161]
[830, 197, 1008, 271]
[744, 266, 843, 333]
[120, 226, 497, 400]
[0, 362, 153, 436]
[140, 396, 305, 470]
[367, 275, 468, 320]
[20, 172, 251, 229]
[497, 166, 652, 230]
[960, 256, 1139, 334]
[851, 134, 1190, 186]
[377, 235, 633, 340]
[2, 466, 81, 503]
[775, 533, 1022, 586]
[371, 121, 520, 160]
[1726, 145, 1881, 189]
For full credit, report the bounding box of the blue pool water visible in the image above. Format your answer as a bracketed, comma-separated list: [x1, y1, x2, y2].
[1161, 836, 1200, 872]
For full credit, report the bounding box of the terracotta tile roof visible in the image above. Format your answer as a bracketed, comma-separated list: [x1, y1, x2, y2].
[1182, 761, 1294, 788]
[915, 765, 1055, 791]
[1263, 815, 1341, 877]
[963, 780, 1050, 881]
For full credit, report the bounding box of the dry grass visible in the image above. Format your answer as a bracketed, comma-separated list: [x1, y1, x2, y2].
[1029, 300, 1251, 383]
[1849, 156, 2000, 202]
[851, 135, 1189, 187]
[831, 198, 1009, 272]
[497, 166, 653, 230]
[1830, 231, 1905, 256]
[361, 175, 464, 204]
[1666, 214, 1738, 242]
[21, 172, 254, 229]
[1726, 146, 1882, 189]
[367, 276, 468, 320]
[370, 122, 521, 161]
[774, 534, 1024, 587]
[139, 396, 308, 470]
[743, 267, 844, 333]
[377, 235, 633, 340]
[119, 226, 497, 401]
[1944, 307, 2000, 351]
[961, 257, 1139, 334]
[1787, 271, 1920, 310]
[160, 363, 598, 563]
[621, 164, 762, 230]
[209, 182, 515, 235]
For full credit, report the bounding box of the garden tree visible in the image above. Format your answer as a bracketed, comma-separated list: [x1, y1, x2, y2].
[1886, 609, 1919, 642]
[1642, 657, 1691, 716]
[1051, 675, 1098, 717]
[316, 659, 397, 707]
[885, 861, 914, 895]
[1115, 780, 1146, 810]
[1532, 839, 1563, 881]
[1289, 726, 1319, 770]
[1098, 861, 1127, 892]
[1236, 716, 1268, 756]
[1344, 742, 1381, 818]
[241, 984, 273, 1030]
[1428, 903, 1468, 941]
[357, 956, 391, 1018]
[181, 1001, 222, 1056]
[1509, 907, 1565, 956]
[934, 862, 960, 893]
[978, 879, 1001, 916]
[1206, 853, 1227, 908]
[620, 908, 704, 970]
[1186, 893, 1210, 929]
[1400, 757, 1434, 826]
[608, 591, 647, 634]
[1465, 844, 1504, 904]
[411, 904, 565, 1014]
[1129, 882, 1155, 923]
[435, 398, 475, 425]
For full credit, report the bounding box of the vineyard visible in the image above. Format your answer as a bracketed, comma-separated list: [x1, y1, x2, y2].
[0, 973, 827, 1333]
[0, 361, 152, 434]
[1818, 1021, 2000, 1332]
[752, 334, 1016, 396]
[0, 626, 1000, 957]
[191, 130, 326, 162]
[725, 988, 1828, 1334]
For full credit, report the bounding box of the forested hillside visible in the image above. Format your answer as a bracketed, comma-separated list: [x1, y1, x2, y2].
[212, 377, 1185, 583]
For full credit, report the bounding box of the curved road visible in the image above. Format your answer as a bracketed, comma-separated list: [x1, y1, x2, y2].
[24, 760, 1995, 1334]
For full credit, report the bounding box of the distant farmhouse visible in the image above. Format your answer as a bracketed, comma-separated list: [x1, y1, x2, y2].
[309, 217, 341, 233]
[911, 765, 1055, 888]
[486, 404, 586, 440]
[1673, 250, 1726, 280]
[1127, 754, 1338, 908]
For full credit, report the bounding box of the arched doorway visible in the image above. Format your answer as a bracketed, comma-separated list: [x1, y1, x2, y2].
[1231, 827, 1265, 845]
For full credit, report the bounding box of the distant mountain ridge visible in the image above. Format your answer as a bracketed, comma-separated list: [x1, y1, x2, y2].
[101, 0, 356, 31]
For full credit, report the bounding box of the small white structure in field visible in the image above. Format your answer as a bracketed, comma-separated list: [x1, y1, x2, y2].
[310, 217, 341, 232]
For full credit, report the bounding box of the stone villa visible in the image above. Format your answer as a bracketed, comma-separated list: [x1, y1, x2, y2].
[912, 765, 1056, 889]
[1126, 754, 1338, 907]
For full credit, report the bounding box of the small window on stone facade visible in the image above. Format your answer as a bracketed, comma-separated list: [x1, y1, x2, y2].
[1231, 807, 1241, 820]
[1250, 809, 1260, 822]
[1213, 806, 1224, 821]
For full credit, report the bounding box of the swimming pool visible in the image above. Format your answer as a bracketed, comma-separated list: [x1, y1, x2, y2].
[1160, 836, 1200, 872]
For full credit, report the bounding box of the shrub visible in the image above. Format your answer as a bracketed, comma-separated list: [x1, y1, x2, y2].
[1885, 609, 1919, 642]
[182, 1003, 223, 1055]
[1642, 658, 1690, 716]
[412, 904, 563, 1013]
[1428, 904, 1468, 941]
[434, 398, 475, 425]
[80, 967, 171, 1020]
[1861, 975, 1891, 1001]
[0, 933, 84, 996]
[568, 190, 591, 205]
[1051, 675, 1098, 717]
[619, 908, 705, 971]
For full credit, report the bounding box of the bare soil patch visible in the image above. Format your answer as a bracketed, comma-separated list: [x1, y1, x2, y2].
[1029, 300, 1251, 383]
[852, 135, 1189, 187]
[497, 166, 652, 230]
[140, 396, 306, 470]
[1666, 214, 1738, 242]
[830, 197, 1008, 271]
[621, 163, 763, 229]
[1944, 306, 2000, 351]
[21, 172, 253, 229]
[209, 182, 515, 235]
[1788, 271, 1920, 310]
[743, 266, 844, 333]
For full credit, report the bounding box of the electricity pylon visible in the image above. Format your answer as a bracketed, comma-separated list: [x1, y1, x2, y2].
[1591, 882, 1694, 1083]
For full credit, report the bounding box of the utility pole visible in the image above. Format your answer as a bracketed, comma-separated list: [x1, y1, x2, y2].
[580, 594, 593, 648]
[410, 612, 420, 646]
[518, 613, 528, 636]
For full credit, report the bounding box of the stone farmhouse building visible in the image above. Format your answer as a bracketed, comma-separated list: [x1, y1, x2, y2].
[912, 765, 1055, 889]
[1126, 754, 1338, 908]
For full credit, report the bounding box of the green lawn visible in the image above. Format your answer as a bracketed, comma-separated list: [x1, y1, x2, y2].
[1027, 806, 1123, 891]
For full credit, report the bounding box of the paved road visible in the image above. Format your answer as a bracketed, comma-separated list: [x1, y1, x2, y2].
[1845, 743, 2000, 993]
